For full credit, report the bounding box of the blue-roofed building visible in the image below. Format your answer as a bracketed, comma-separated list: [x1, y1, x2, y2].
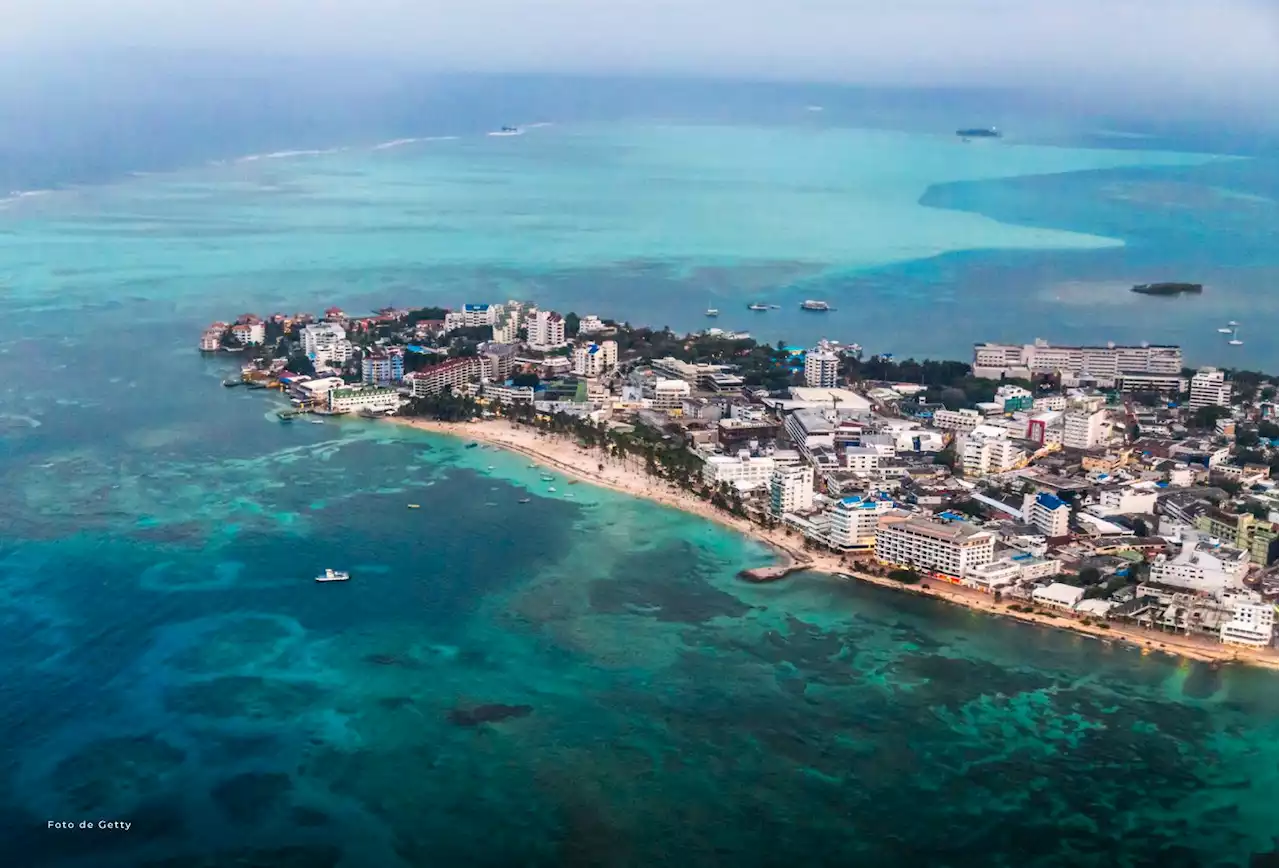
[827, 492, 895, 551]
[460, 303, 500, 327]
[1029, 491, 1071, 537]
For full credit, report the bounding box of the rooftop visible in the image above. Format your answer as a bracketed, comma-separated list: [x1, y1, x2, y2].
[881, 514, 993, 543]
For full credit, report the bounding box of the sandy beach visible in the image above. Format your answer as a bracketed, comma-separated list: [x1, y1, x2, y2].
[389, 416, 1279, 671]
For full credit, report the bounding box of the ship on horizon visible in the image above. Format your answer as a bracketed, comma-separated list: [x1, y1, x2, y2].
[488, 126, 524, 137]
[956, 127, 1001, 138]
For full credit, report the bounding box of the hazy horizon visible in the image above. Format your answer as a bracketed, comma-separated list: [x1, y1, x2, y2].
[1, 0, 1276, 123]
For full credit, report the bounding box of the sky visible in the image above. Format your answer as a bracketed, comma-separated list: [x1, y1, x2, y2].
[3, 0, 1276, 117]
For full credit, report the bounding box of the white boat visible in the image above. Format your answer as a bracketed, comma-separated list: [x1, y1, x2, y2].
[1217, 327, 1233, 334]
[705, 308, 719, 317]
[747, 303, 769, 311]
[315, 568, 350, 583]
[800, 299, 832, 311]
[564, 493, 575, 498]
[1227, 320, 1239, 326]
[309, 418, 324, 424]
[488, 125, 523, 137]
[547, 486, 557, 492]
[1228, 328, 1243, 346]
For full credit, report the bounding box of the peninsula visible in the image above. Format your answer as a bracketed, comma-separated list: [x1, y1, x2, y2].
[201, 304, 1280, 668]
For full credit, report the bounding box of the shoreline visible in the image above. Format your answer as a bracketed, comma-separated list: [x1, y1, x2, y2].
[386, 415, 1279, 671]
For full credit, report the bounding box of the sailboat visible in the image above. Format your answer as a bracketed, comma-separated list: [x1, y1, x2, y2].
[1227, 328, 1243, 346]
[1216, 325, 1233, 334]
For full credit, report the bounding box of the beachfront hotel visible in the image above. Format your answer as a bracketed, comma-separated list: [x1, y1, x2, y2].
[407, 356, 491, 397]
[874, 513, 995, 578]
[703, 451, 777, 493]
[770, 465, 815, 516]
[328, 385, 401, 414]
[827, 494, 895, 552]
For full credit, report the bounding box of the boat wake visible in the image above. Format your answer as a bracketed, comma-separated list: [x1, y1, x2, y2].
[372, 136, 460, 150]
[235, 147, 346, 163]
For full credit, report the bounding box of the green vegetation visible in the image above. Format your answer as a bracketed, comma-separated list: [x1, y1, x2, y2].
[887, 568, 921, 584]
[1191, 405, 1231, 430]
[285, 352, 315, 377]
[405, 307, 449, 324]
[403, 387, 480, 422]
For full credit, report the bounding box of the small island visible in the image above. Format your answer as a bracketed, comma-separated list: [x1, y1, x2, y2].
[1131, 282, 1203, 296]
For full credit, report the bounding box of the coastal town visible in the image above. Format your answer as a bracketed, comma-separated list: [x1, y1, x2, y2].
[201, 301, 1280, 663]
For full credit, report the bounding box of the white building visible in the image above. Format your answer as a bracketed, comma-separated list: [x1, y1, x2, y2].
[652, 379, 691, 412]
[528, 310, 566, 349]
[1188, 367, 1232, 410]
[702, 451, 776, 493]
[572, 341, 618, 378]
[1148, 532, 1250, 595]
[1063, 409, 1106, 450]
[803, 340, 841, 388]
[328, 385, 401, 414]
[1220, 602, 1276, 647]
[770, 466, 815, 515]
[844, 447, 882, 473]
[1034, 395, 1067, 411]
[1097, 486, 1158, 515]
[577, 314, 607, 334]
[932, 408, 984, 433]
[965, 555, 1060, 590]
[874, 514, 995, 578]
[1026, 492, 1071, 537]
[296, 376, 346, 402]
[463, 382, 535, 405]
[491, 308, 522, 344]
[453, 307, 501, 330]
[1031, 582, 1086, 611]
[972, 339, 1182, 386]
[960, 426, 1025, 477]
[301, 323, 353, 366]
[230, 321, 266, 345]
[827, 494, 894, 551]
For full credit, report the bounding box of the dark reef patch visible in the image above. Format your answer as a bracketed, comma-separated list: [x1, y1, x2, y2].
[448, 703, 534, 726]
[210, 771, 294, 824]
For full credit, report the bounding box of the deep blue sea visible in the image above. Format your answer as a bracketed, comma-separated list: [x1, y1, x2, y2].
[0, 71, 1276, 866]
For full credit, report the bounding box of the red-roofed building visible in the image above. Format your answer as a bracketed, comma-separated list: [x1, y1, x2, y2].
[406, 356, 491, 397]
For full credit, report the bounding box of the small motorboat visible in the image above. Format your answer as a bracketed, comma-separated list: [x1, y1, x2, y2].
[547, 487, 557, 493]
[407, 504, 420, 509]
[466, 442, 480, 449]
[518, 498, 532, 504]
[315, 568, 350, 583]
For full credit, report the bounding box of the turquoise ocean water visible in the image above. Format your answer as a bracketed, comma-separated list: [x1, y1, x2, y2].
[0, 113, 1276, 866]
